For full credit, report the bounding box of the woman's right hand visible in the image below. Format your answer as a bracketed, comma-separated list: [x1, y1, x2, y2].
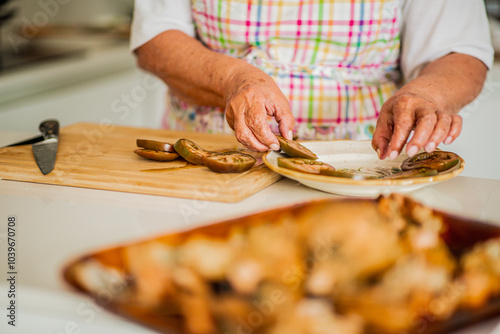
[136, 30, 294, 151]
[224, 65, 295, 152]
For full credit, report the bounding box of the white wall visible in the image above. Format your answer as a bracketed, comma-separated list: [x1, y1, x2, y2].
[444, 63, 500, 180]
[0, 68, 165, 133]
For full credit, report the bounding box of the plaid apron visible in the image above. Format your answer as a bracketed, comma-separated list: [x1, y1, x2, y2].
[163, 0, 401, 140]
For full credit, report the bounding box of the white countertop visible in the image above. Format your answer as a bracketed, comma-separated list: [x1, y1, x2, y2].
[0, 172, 499, 333]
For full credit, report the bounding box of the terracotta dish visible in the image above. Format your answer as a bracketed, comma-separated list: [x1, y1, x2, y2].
[64, 194, 500, 334]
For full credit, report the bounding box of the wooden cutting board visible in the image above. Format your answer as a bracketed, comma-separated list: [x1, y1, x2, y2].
[0, 123, 282, 202]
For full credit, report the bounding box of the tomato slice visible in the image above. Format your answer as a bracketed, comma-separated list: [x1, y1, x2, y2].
[276, 135, 318, 160]
[277, 158, 335, 174]
[319, 169, 380, 179]
[383, 167, 438, 179]
[401, 151, 460, 173]
[202, 151, 256, 173]
[137, 139, 176, 152]
[174, 138, 215, 165]
[134, 149, 180, 161]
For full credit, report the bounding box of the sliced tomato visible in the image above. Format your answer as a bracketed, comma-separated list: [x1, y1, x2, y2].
[174, 138, 215, 165]
[276, 135, 318, 160]
[202, 151, 256, 173]
[319, 169, 380, 179]
[383, 167, 438, 179]
[137, 139, 176, 152]
[134, 149, 180, 161]
[277, 158, 335, 175]
[401, 151, 460, 173]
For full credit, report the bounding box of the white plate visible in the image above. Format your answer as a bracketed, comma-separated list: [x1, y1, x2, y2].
[263, 140, 464, 197]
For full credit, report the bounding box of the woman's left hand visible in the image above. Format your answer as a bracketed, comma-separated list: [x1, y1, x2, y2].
[372, 53, 487, 160]
[372, 90, 462, 160]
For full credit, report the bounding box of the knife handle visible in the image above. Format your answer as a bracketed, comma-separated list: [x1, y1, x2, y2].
[39, 119, 59, 140]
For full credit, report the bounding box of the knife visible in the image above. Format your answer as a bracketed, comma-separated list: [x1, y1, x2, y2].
[6, 120, 60, 175]
[32, 120, 59, 175]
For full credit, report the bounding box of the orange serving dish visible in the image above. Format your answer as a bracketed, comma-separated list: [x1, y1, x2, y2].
[63, 194, 500, 334]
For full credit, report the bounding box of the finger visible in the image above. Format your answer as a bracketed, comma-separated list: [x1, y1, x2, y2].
[234, 122, 269, 151]
[225, 108, 235, 130]
[405, 109, 437, 157]
[386, 101, 417, 160]
[270, 101, 295, 140]
[372, 105, 394, 159]
[233, 110, 269, 152]
[444, 115, 462, 145]
[226, 101, 269, 151]
[423, 112, 452, 152]
[245, 105, 280, 151]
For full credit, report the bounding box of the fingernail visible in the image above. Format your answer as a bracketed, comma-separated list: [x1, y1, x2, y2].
[425, 142, 436, 153]
[407, 145, 418, 157]
[287, 130, 293, 140]
[270, 144, 280, 151]
[389, 150, 398, 160]
[376, 148, 381, 159]
[444, 136, 453, 145]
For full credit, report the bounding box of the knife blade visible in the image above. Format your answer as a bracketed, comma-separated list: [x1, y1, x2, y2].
[4, 135, 44, 147]
[32, 119, 59, 175]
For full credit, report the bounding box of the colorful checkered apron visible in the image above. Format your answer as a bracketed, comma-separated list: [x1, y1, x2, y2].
[163, 0, 401, 140]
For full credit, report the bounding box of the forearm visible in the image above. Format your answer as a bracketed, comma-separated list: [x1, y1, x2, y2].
[135, 29, 295, 152]
[135, 30, 263, 108]
[398, 53, 487, 114]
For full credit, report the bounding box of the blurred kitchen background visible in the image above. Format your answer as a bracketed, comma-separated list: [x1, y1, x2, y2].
[0, 0, 499, 181]
[0, 0, 166, 141]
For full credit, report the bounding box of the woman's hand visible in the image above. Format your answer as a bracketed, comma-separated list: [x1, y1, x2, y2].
[372, 91, 462, 160]
[224, 66, 295, 151]
[372, 53, 487, 160]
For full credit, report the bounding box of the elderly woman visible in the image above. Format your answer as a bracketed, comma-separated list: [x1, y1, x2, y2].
[131, 0, 492, 160]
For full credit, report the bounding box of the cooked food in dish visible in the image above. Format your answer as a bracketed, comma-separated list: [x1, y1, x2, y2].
[276, 157, 439, 180]
[277, 157, 335, 174]
[202, 151, 256, 173]
[319, 169, 381, 179]
[383, 167, 439, 179]
[276, 135, 318, 160]
[134, 149, 180, 161]
[460, 238, 500, 308]
[401, 151, 461, 173]
[64, 195, 500, 334]
[275, 145, 461, 180]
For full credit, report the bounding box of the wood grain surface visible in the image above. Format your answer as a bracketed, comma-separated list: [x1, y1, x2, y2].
[0, 123, 282, 202]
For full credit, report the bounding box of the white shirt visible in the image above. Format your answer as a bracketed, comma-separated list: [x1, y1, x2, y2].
[130, 0, 494, 81]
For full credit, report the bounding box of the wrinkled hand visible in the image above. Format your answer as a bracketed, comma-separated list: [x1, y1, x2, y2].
[372, 92, 462, 160]
[224, 68, 295, 152]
